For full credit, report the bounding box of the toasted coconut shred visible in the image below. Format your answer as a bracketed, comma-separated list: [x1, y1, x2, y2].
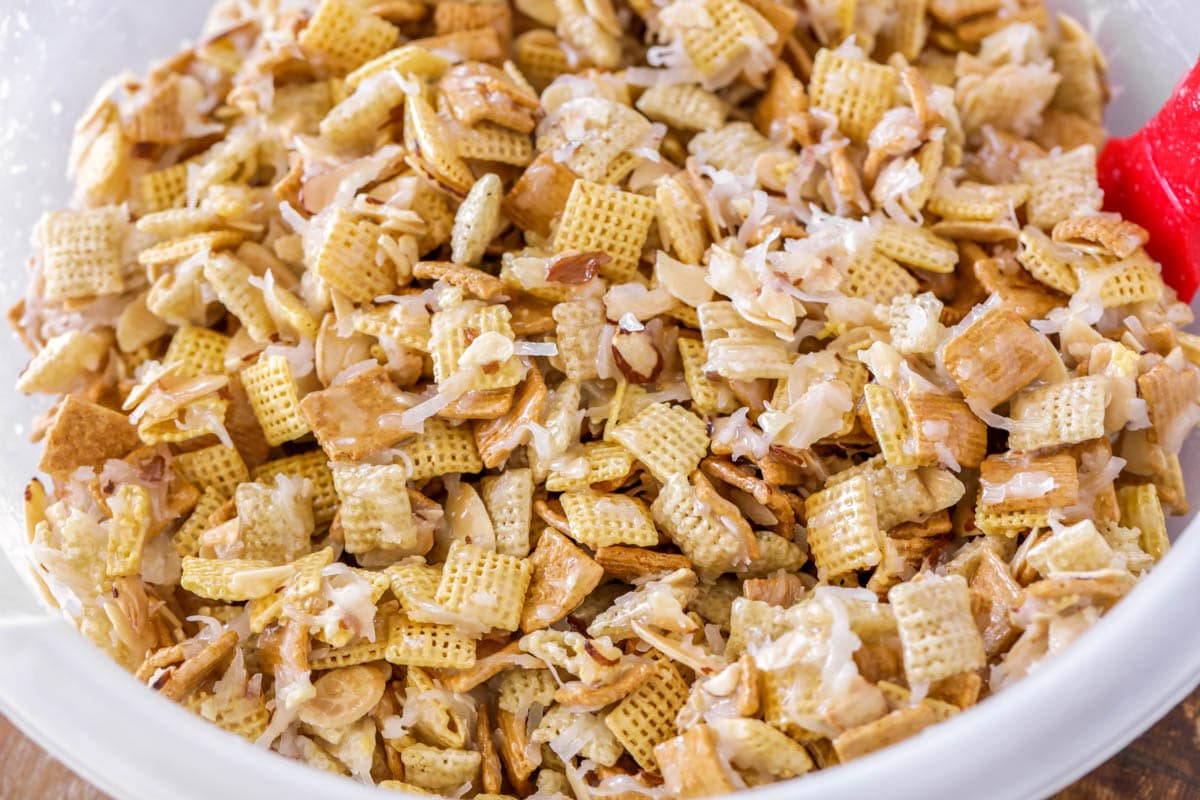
[11, 0, 1200, 793]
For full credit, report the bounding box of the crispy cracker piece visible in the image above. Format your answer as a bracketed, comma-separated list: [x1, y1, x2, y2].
[441, 62, 537, 133]
[652, 471, 758, 579]
[637, 83, 727, 132]
[37, 396, 141, 478]
[1117, 484, 1169, 562]
[546, 440, 635, 492]
[346, 45, 449, 88]
[874, 221, 959, 274]
[864, 383, 929, 469]
[318, 70, 408, 148]
[805, 474, 884, 580]
[173, 444, 249, 500]
[551, 297, 605, 383]
[404, 93, 475, 197]
[504, 151, 577, 237]
[164, 326, 230, 378]
[136, 163, 189, 213]
[37, 207, 127, 301]
[430, 301, 524, 390]
[1137, 362, 1200, 448]
[654, 725, 738, 797]
[300, 364, 412, 461]
[298, 0, 399, 73]
[1007, 375, 1108, 451]
[157, 630, 239, 703]
[978, 452, 1079, 515]
[604, 659, 691, 772]
[889, 572, 985, 684]
[593, 546, 692, 582]
[611, 402, 708, 482]
[561, 491, 658, 549]
[968, 547, 1021, 656]
[940, 306, 1052, 409]
[435, 541, 533, 632]
[1026, 519, 1115, 576]
[554, 660, 656, 710]
[521, 527, 604, 632]
[701, 455, 796, 539]
[476, 366, 547, 470]
[552, 179, 655, 283]
[414, 260, 506, 302]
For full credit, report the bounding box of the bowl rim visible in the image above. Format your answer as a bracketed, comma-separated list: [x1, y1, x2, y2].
[2, 512, 1200, 800]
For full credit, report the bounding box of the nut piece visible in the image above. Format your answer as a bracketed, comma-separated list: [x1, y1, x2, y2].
[611, 328, 663, 384]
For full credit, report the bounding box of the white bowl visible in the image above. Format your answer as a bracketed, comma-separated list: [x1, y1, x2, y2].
[0, 2, 1198, 798]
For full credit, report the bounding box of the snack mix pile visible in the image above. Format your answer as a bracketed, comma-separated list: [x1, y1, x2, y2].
[13, 0, 1200, 795]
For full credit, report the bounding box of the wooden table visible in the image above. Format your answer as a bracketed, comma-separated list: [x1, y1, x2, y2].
[3, 690, 1200, 799]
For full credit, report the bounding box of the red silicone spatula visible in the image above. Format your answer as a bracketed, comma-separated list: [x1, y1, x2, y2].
[1098, 57, 1200, 302]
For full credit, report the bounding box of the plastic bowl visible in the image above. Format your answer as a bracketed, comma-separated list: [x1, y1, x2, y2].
[0, 2, 1198, 799]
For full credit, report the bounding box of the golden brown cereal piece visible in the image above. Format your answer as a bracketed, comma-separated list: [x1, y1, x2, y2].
[136, 163, 189, 213]
[701, 455, 796, 539]
[475, 365, 548, 469]
[413, 260, 506, 301]
[940, 306, 1051, 409]
[37, 207, 126, 301]
[298, 0, 398, 73]
[346, 45, 447, 89]
[156, 630, 239, 703]
[805, 475, 883, 580]
[503, 152, 577, 237]
[1035, 109, 1106, 152]
[1026, 519, 1114, 576]
[315, 209, 394, 304]
[978, 452, 1079, 515]
[1016, 226, 1080, 295]
[833, 703, 937, 762]
[593, 547, 693, 582]
[810, 48, 897, 143]
[1137, 362, 1200, 449]
[709, 716, 814, 779]
[652, 471, 758, 579]
[300, 364, 413, 461]
[604, 659, 690, 771]
[404, 94, 475, 197]
[655, 173, 709, 266]
[742, 572, 805, 607]
[560, 490, 657, 549]
[436, 541, 533, 632]
[841, 251, 920, 306]
[401, 745, 482, 792]
[889, 572, 985, 684]
[636, 84, 727, 132]
[1019, 146, 1102, 231]
[435, 0, 512, 42]
[401, 418, 485, 480]
[1053, 216, 1147, 260]
[411, 28, 505, 64]
[654, 725, 738, 797]
[1117, 484, 1169, 562]
[241, 354, 311, 447]
[1050, 14, 1108, 124]
[611, 402, 708, 482]
[521, 528, 605, 632]
[903, 393, 988, 469]
[552, 179, 655, 283]
[1008, 376, 1108, 452]
[441, 63, 538, 134]
[677, 0, 762, 85]
[37, 396, 140, 478]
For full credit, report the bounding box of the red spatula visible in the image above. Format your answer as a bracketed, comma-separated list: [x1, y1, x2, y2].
[1098, 57, 1200, 302]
